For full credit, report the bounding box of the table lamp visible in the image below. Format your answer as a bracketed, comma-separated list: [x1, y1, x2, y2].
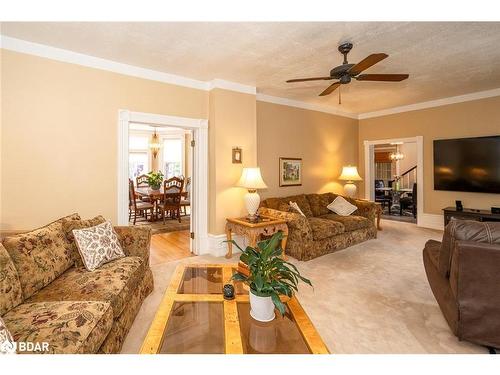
[237, 167, 268, 219]
[339, 165, 363, 198]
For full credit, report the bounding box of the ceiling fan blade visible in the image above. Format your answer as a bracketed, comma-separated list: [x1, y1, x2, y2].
[348, 53, 388, 75]
[286, 76, 332, 83]
[356, 74, 409, 82]
[319, 82, 341, 96]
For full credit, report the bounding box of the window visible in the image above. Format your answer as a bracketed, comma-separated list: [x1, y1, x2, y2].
[129, 152, 149, 180]
[162, 138, 183, 179]
[375, 162, 393, 184]
[129, 134, 150, 180]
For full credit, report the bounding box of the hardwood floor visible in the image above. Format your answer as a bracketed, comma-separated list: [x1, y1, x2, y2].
[150, 230, 193, 266]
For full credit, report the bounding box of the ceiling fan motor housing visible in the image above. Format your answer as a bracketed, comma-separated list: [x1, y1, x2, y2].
[330, 64, 354, 79]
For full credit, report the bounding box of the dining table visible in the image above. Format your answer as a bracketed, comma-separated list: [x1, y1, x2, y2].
[135, 187, 188, 221]
[375, 187, 412, 215]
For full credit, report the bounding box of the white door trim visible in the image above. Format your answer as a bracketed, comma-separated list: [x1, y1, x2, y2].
[363, 136, 425, 227]
[117, 110, 209, 254]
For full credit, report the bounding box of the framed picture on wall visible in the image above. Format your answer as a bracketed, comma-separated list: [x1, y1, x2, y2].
[279, 157, 302, 187]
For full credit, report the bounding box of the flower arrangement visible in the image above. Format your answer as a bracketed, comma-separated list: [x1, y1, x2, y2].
[146, 171, 164, 190]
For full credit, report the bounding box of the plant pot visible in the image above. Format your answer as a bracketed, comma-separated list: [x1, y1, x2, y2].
[249, 290, 275, 322]
[150, 185, 161, 191]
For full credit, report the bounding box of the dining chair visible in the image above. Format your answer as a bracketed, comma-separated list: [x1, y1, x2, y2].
[136, 174, 149, 188]
[374, 180, 392, 210]
[136, 174, 152, 202]
[400, 183, 417, 218]
[180, 177, 191, 216]
[129, 179, 154, 224]
[158, 177, 184, 224]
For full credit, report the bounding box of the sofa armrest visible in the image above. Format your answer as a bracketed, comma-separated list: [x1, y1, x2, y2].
[351, 199, 378, 222]
[451, 240, 500, 346]
[258, 207, 313, 242]
[114, 226, 152, 266]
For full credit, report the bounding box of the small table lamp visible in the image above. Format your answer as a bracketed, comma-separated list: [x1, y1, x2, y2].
[237, 167, 268, 219]
[339, 165, 363, 198]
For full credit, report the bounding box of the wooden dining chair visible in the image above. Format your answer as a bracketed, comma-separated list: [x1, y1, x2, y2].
[129, 179, 154, 224]
[136, 174, 149, 188]
[158, 177, 184, 224]
[180, 177, 191, 216]
[136, 174, 152, 202]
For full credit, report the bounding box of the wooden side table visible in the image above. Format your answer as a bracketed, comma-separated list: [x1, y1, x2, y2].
[225, 216, 288, 259]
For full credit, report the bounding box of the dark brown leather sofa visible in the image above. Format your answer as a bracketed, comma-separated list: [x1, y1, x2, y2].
[423, 219, 500, 351]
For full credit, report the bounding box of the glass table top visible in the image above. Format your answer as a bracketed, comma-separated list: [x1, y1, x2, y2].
[178, 266, 224, 294]
[237, 302, 311, 354]
[160, 301, 224, 354]
[141, 264, 328, 354]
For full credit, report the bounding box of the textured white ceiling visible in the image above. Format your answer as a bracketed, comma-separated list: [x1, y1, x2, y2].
[2, 22, 500, 114]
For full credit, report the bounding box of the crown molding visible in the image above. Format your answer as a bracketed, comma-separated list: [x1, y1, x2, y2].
[256, 93, 358, 119]
[358, 88, 500, 120]
[208, 79, 256, 95]
[1, 35, 263, 97]
[0, 35, 209, 91]
[3, 35, 500, 121]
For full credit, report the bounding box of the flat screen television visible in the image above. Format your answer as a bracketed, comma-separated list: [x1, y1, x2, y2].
[433, 135, 500, 194]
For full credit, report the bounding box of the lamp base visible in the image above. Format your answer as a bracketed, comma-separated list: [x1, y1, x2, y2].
[343, 183, 357, 198]
[244, 190, 261, 218]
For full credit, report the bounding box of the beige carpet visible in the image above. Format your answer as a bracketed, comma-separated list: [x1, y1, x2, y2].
[121, 220, 486, 354]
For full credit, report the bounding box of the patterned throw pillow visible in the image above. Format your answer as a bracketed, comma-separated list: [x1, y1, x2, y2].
[0, 316, 16, 354]
[289, 201, 306, 217]
[327, 196, 358, 216]
[72, 221, 125, 272]
[62, 215, 107, 266]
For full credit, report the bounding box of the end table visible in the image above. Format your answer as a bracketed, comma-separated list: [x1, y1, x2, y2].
[225, 216, 288, 259]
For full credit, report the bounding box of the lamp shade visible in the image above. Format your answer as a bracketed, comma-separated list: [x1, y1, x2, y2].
[338, 166, 363, 181]
[237, 167, 268, 190]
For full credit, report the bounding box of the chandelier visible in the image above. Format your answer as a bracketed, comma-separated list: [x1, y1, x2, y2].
[149, 128, 161, 159]
[389, 145, 404, 161]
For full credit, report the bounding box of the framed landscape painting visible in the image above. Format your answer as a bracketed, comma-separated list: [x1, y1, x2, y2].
[279, 157, 302, 186]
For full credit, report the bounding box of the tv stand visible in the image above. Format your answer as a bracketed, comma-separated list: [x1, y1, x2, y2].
[443, 207, 500, 226]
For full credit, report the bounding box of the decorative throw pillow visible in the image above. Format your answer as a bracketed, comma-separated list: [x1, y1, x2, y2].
[0, 316, 16, 354]
[72, 221, 125, 272]
[327, 196, 358, 216]
[62, 215, 107, 266]
[289, 201, 306, 217]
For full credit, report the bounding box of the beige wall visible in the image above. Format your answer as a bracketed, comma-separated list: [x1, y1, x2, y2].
[1, 49, 208, 230]
[3, 48, 499, 233]
[359, 96, 500, 215]
[257, 101, 359, 199]
[209, 88, 257, 234]
[397, 142, 417, 175]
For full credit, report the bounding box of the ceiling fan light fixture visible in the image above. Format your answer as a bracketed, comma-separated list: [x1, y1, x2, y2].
[285, 43, 409, 98]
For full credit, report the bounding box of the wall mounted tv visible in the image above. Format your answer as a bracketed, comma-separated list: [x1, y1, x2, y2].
[433, 135, 500, 194]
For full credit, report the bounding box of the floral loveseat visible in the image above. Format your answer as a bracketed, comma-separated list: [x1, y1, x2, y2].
[259, 193, 378, 261]
[0, 213, 153, 354]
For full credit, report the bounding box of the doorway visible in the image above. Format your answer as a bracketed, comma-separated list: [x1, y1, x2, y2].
[128, 123, 191, 232]
[364, 136, 423, 226]
[117, 110, 208, 256]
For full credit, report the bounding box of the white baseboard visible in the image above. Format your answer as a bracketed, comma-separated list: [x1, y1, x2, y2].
[200, 233, 246, 257]
[418, 213, 444, 230]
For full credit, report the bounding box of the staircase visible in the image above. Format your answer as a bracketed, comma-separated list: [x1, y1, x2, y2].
[399, 166, 417, 189]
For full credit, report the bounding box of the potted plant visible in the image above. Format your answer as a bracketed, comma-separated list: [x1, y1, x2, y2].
[230, 232, 312, 322]
[147, 170, 164, 190]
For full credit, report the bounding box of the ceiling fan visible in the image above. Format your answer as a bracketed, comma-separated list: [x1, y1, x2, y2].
[286, 42, 409, 97]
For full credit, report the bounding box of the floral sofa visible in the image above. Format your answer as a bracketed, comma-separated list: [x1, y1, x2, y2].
[0, 213, 153, 354]
[259, 193, 378, 261]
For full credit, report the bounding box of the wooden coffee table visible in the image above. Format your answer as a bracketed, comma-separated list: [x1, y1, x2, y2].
[140, 263, 329, 354]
